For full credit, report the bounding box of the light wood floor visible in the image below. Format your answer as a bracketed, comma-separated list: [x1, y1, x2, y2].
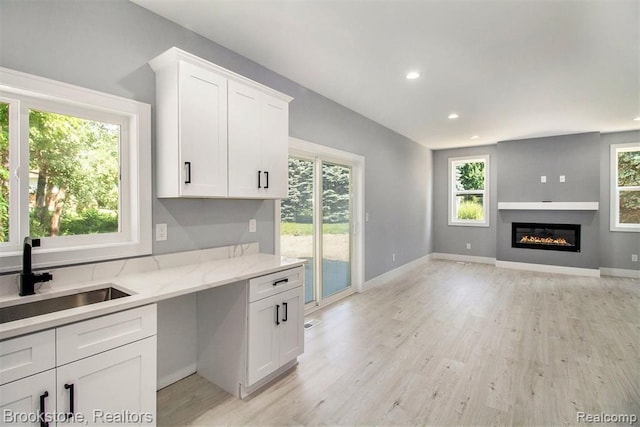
[157, 260, 640, 426]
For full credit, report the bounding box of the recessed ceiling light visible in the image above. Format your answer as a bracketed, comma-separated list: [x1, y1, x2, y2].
[448, 113, 459, 119]
[471, 135, 479, 140]
[634, 116, 640, 121]
[406, 71, 420, 80]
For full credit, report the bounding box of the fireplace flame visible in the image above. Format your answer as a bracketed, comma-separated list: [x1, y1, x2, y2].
[519, 235, 571, 246]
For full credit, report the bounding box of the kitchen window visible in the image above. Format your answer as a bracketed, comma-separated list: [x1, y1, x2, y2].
[610, 143, 640, 232]
[448, 155, 490, 227]
[0, 68, 151, 272]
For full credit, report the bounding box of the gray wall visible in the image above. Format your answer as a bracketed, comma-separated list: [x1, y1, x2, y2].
[496, 133, 600, 203]
[600, 130, 640, 271]
[0, 0, 432, 281]
[432, 145, 498, 258]
[496, 133, 600, 269]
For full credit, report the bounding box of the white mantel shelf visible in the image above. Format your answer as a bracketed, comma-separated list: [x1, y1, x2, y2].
[498, 202, 599, 211]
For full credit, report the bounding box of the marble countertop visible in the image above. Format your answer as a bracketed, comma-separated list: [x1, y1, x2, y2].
[0, 252, 304, 341]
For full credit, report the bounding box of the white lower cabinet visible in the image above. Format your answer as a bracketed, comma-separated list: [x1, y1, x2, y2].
[196, 266, 304, 398]
[0, 369, 56, 427]
[57, 336, 156, 426]
[0, 305, 157, 427]
[247, 287, 304, 386]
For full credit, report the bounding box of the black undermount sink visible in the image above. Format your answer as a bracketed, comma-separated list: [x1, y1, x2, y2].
[0, 287, 130, 325]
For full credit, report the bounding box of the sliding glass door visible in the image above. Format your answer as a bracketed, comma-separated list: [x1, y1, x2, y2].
[321, 162, 351, 298]
[280, 156, 353, 307]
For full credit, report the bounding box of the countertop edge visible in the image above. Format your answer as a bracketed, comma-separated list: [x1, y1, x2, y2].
[0, 254, 305, 341]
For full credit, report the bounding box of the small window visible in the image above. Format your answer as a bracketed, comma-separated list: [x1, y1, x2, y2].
[0, 67, 151, 272]
[611, 143, 640, 232]
[448, 155, 489, 227]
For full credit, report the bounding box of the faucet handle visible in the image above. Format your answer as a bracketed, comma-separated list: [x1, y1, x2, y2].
[32, 238, 41, 248]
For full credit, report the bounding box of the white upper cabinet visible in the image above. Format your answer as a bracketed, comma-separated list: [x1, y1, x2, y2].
[149, 47, 292, 199]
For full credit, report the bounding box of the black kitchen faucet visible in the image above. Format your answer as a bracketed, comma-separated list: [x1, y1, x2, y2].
[19, 237, 53, 296]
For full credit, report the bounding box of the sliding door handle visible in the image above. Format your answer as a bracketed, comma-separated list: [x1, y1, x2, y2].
[184, 162, 191, 184]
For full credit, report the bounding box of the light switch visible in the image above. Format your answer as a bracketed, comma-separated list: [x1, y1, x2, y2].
[540, 176, 547, 183]
[559, 175, 566, 183]
[249, 219, 256, 233]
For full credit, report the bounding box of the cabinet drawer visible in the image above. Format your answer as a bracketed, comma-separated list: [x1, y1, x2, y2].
[57, 304, 157, 365]
[0, 329, 55, 385]
[248, 267, 303, 302]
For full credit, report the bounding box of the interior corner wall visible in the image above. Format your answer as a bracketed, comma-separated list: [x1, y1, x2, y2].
[599, 130, 640, 271]
[433, 131, 638, 272]
[0, 0, 432, 281]
[432, 145, 498, 258]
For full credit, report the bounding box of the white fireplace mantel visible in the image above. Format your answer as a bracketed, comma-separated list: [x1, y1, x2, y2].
[497, 202, 599, 211]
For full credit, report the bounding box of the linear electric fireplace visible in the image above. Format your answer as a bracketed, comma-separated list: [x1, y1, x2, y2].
[512, 222, 581, 252]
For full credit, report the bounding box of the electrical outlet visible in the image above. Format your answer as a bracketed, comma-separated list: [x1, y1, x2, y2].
[632, 254, 638, 262]
[392, 253, 396, 262]
[155, 223, 167, 241]
[540, 175, 547, 183]
[466, 243, 471, 250]
[249, 219, 256, 233]
[559, 175, 566, 183]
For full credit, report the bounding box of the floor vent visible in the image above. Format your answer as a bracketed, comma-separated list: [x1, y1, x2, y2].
[304, 319, 322, 329]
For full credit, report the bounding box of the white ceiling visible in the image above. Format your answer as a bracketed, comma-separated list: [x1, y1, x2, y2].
[133, 0, 640, 150]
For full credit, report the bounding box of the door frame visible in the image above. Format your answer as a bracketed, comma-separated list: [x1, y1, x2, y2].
[275, 137, 365, 310]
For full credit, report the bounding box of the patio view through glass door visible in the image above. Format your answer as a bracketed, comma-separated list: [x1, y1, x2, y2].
[280, 157, 352, 306]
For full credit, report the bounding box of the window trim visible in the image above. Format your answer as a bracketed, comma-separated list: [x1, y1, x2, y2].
[610, 142, 640, 232]
[448, 154, 490, 227]
[0, 67, 152, 272]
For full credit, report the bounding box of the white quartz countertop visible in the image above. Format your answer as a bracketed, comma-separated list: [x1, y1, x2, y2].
[0, 252, 304, 341]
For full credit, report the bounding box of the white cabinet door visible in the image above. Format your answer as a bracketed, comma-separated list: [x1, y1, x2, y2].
[178, 61, 228, 197]
[260, 95, 289, 198]
[278, 287, 304, 366]
[228, 80, 263, 198]
[247, 295, 280, 386]
[228, 80, 289, 199]
[56, 336, 157, 427]
[0, 369, 56, 427]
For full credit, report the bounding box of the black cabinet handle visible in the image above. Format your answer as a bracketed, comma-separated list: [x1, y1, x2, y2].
[257, 170, 262, 189]
[264, 171, 269, 189]
[282, 302, 288, 322]
[275, 304, 280, 325]
[64, 383, 74, 420]
[39, 391, 49, 427]
[184, 162, 191, 184]
[273, 278, 289, 286]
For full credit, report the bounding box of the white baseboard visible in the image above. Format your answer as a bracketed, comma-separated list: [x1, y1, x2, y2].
[365, 254, 432, 288]
[600, 267, 640, 279]
[157, 363, 196, 390]
[431, 253, 496, 265]
[495, 260, 600, 277]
